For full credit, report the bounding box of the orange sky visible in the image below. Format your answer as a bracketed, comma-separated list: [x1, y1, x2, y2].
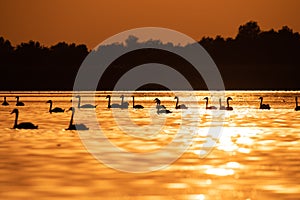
[0, 0, 300, 48]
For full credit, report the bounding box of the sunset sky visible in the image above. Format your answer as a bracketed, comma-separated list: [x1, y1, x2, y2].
[1, 0, 299, 48]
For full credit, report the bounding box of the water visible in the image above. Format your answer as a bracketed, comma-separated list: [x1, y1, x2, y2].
[0, 91, 300, 199]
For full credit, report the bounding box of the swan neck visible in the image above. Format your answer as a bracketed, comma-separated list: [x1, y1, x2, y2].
[49, 102, 52, 112]
[260, 98, 263, 106]
[107, 97, 111, 107]
[132, 97, 135, 107]
[77, 97, 81, 108]
[176, 98, 179, 107]
[14, 112, 18, 127]
[227, 99, 230, 107]
[205, 99, 208, 108]
[69, 109, 75, 127]
[296, 97, 298, 106]
[121, 96, 124, 104]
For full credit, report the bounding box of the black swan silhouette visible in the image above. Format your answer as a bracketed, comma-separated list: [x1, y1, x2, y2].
[2, 97, 9, 106]
[259, 97, 271, 110]
[66, 107, 89, 130]
[11, 108, 38, 129]
[154, 98, 166, 109]
[156, 105, 172, 114]
[119, 95, 129, 109]
[132, 96, 144, 109]
[46, 100, 64, 113]
[226, 97, 233, 111]
[295, 97, 300, 111]
[16, 96, 24, 106]
[203, 97, 217, 110]
[106, 95, 120, 108]
[174, 96, 188, 109]
[75, 95, 96, 108]
[219, 98, 226, 110]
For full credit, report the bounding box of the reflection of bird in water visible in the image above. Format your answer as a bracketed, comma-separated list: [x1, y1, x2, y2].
[259, 97, 271, 110]
[203, 97, 217, 110]
[156, 106, 172, 114]
[295, 97, 300, 111]
[226, 97, 233, 111]
[75, 95, 96, 108]
[174, 96, 188, 109]
[154, 98, 166, 109]
[2, 97, 9, 106]
[46, 100, 64, 113]
[16, 96, 25, 106]
[132, 96, 144, 109]
[11, 108, 38, 129]
[106, 95, 120, 108]
[66, 107, 89, 130]
[219, 98, 226, 110]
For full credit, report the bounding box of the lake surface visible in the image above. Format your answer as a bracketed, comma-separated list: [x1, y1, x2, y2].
[0, 91, 300, 200]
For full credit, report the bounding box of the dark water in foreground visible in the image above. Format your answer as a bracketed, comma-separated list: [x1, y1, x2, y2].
[0, 91, 299, 200]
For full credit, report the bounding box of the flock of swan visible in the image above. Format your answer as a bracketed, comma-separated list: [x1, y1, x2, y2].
[1, 95, 300, 130]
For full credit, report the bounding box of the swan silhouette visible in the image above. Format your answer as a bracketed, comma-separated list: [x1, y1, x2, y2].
[16, 96, 24, 106]
[46, 100, 64, 113]
[11, 108, 38, 129]
[66, 107, 89, 130]
[259, 97, 271, 110]
[75, 95, 96, 108]
[203, 97, 217, 110]
[219, 98, 226, 110]
[156, 105, 172, 114]
[2, 97, 9, 106]
[120, 95, 129, 109]
[174, 96, 188, 109]
[295, 97, 300, 111]
[132, 96, 144, 109]
[226, 97, 233, 111]
[154, 98, 166, 109]
[106, 95, 120, 108]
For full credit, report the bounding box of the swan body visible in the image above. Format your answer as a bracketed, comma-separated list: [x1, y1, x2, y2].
[16, 96, 24, 106]
[203, 97, 217, 110]
[156, 106, 172, 114]
[106, 95, 120, 108]
[11, 109, 38, 129]
[174, 96, 188, 109]
[219, 98, 226, 110]
[259, 97, 271, 110]
[132, 96, 144, 109]
[2, 97, 9, 106]
[295, 97, 300, 111]
[66, 107, 89, 130]
[46, 100, 64, 113]
[75, 95, 96, 108]
[226, 97, 233, 111]
[154, 98, 166, 109]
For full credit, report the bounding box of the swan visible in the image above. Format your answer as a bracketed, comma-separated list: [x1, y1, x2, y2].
[120, 95, 129, 109]
[75, 95, 96, 108]
[156, 105, 172, 114]
[295, 97, 300, 111]
[219, 98, 226, 110]
[2, 97, 9, 106]
[203, 97, 217, 110]
[66, 107, 89, 130]
[16, 96, 24, 106]
[174, 96, 188, 109]
[154, 98, 166, 109]
[46, 100, 64, 113]
[106, 95, 120, 108]
[132, 96, 144, 109]
[11, 108, 38, 129]
[226, 97, 233, 111]
[259, 97, 271, 110]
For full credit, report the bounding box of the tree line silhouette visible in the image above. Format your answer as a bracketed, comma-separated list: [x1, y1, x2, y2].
[0, 21, 299, 90]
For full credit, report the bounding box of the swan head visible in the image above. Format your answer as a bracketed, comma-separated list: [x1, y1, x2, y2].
[46, 100, 52, 103]
[203, 97, 208, 100]
[15, 96, 19, 99]
[154, 98, 160, 102]
[227, 97, 233, 101]
[120, 95, 124, 98]
[259, 97, 263, 100]
[11, 108, 19, 114]
[106, 95, 111, 99]
[174, 96, 178, 99]
[75, 95, 81, 98]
